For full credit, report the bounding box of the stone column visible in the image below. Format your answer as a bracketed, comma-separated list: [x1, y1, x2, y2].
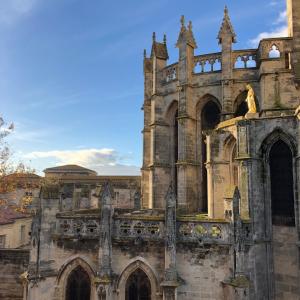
[176, 16, 198, 212]
[161, 186, 179, 299]
[222, 187, 250, 300]
[287, 0, 300, 81]
[97, 182, 113, 300]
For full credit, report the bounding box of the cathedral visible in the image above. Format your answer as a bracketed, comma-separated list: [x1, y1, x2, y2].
[24, 0, 300, 299]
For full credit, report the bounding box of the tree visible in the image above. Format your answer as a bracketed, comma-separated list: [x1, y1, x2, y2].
[0, 116, 38, 211]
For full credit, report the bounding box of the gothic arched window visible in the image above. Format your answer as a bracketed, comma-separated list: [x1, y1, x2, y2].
[201, 100, 221, 212]
[269, 140, 295, 226]
[66, 266, 91, 300]
[125, 269, 151, 300]
[201, 101, 221, 131]
[234, 91, 248, 117]
[173, 110, 178, 196]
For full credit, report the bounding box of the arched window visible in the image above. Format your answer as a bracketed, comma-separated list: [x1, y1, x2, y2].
[173, 110, 178, 196]
[269, 140, 295, 226]
[201, 100, 221, 212]
[201, 101, 221, 130]
[66, 266, 91, 300]
[234, 91, 249, 117]
[125, 269, 151, 300]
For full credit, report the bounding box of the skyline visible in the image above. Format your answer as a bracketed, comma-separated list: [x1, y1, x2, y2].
[2, 0, 287, 175]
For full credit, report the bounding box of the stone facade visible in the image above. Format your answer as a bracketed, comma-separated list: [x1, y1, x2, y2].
[0, 249, 29, 300]
[21, 1, 300, 300]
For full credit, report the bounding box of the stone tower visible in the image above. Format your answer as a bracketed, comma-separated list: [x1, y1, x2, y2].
[288, 0, 300, 80]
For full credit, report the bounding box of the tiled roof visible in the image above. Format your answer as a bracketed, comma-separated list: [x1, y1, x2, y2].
[151, 42, 169, 60]
[44, 164, 97, 175]
[0, 206, 29, 225]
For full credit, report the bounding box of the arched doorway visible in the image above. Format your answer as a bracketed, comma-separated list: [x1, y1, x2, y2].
[125, 269, 151, 300]
[65, 265, 91, 300]
[269, 140, 295, 226]
[200, 100, 221, 212]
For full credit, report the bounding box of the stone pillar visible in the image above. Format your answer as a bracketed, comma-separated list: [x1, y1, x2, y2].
[218, 6, 236, 119]
[142, 34, 169, 209]
[141, 50, 153, 208]
[161, 186, 179, 299]
[134, 190, 141, 210]
[176, 16, 198, 212]
[236, 121, 251, 219]
[222, 187, 250, 300]
[287, 0, 300, 81]
[97, 182, 113, 299]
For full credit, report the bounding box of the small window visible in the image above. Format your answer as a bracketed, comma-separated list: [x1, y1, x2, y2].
[269, 45, 280, 58]
[0, 235, 6, 248]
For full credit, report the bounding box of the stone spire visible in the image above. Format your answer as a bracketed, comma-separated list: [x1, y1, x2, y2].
[217, 6, 236, 44]
[176, 15, 197, 49]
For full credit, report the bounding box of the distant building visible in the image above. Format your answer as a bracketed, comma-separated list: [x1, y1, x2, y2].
[0, 207, 31, 248]
[44, 164, 97, 177]
[43, 164, 141, 209]
[0, 173, 41, 208]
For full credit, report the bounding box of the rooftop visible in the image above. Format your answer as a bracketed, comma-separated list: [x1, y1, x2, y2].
[0, 206, 29, 225]
[44, 164, 97, 176]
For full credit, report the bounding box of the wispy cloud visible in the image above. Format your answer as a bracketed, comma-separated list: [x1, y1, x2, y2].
[273, 10, 287, 25]
[7, 121, 64, 144]
[25, 148, 117, 165]
[23, 148, 141, 175]
[249, 9, 287, 47]
[0, 0, 37, 25]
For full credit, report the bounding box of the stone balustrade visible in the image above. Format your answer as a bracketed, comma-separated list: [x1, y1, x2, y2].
[54, 213, 252, 246]
[194, 53, 222, 73]
[160, 37, 293, 82]
[233, 49, 258, 69]
[177, 220, 231, 244]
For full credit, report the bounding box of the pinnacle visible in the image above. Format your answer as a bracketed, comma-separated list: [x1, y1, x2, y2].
[217, 5, 236, 44]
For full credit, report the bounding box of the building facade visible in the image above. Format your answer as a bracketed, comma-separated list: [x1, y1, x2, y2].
[24, 1, 300, 299]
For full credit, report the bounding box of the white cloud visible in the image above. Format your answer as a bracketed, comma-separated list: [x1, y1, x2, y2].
[23, 148, 141, 175]
[249, 9, 288, 47]
[249, 26, 288, 47]
[273, 10, 287, 25]
[24, 148, 117, 166]
[0, 0, 37, 25]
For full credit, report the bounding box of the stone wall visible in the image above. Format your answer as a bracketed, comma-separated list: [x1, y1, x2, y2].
[0, 249, 29, 300]
[272, 225, 299, 299]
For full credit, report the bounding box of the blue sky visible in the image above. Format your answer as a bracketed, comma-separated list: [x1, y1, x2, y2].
[2, 0, 287, 175]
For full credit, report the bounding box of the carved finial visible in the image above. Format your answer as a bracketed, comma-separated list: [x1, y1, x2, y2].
[152, 32, 156, 42]
[176, 15, 197, 48]
[224, 5, 228, 15]
[180, 15, 185, 27]
[163, 34, 167, 44]
[217, 5, 236, 44]
[143, 49, 146, 58]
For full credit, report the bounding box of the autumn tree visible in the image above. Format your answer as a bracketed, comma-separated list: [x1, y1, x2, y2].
[0, 116, 38, 211]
